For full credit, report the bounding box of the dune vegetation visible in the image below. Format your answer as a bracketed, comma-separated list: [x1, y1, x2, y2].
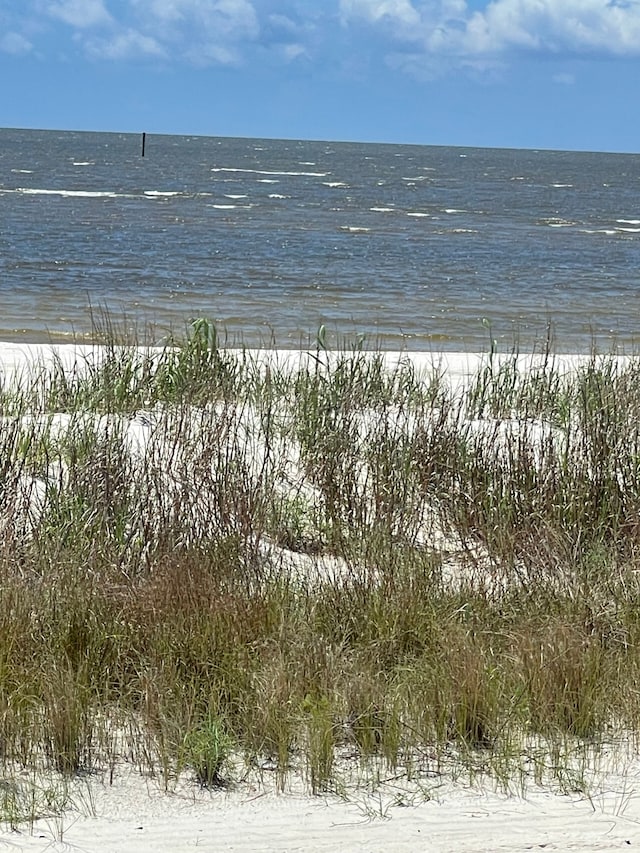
[1, 319, 640, 822]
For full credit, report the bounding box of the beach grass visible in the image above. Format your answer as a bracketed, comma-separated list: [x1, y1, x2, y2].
[1, 321, 640, 816]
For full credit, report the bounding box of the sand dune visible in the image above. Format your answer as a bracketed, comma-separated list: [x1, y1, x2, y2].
[2, 342, 639, 851]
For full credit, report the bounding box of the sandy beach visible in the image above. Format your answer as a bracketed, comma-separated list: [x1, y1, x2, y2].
[4, 751, 640, 852]
[0, 340, 618, 382]
[1, 341, 639, 852]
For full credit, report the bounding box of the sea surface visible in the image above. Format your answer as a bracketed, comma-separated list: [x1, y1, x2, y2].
[1, 127, 640, 352]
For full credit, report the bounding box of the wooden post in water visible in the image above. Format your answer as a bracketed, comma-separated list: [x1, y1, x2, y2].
[141, 132, 146, 157]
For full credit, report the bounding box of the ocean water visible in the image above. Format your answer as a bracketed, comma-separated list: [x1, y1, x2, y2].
[1, 127, 640, 352]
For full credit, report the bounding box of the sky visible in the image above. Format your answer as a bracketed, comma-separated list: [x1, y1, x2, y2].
[1, 0, 640, 152]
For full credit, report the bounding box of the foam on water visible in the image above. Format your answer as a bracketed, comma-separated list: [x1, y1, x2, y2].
[211, 167, 329, 177]
[540, 217, 576, 228]
[4, 187, 201, 201]
[8, 188, 130, 199]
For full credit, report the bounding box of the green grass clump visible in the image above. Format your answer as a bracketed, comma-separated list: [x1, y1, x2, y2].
[183, 713, 233, 787]
[1, 319, 640, 811]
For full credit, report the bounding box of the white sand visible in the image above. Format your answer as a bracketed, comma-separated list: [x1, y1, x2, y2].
[5, 757, 640, 852]
[0, 341, 622, 388]
[2, 342, 639, 851]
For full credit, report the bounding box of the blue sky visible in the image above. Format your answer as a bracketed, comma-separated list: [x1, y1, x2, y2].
[1, 0, 639, 152]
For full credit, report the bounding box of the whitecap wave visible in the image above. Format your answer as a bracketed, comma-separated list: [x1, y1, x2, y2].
[339, 226, 370, 233]
[10, 188, 127, 198]
[540, 217, 576, 228]
[211, 167, 328, 177]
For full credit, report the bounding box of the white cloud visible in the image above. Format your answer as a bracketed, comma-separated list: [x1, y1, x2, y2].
[47, 0, 112, 28]
[464, 0, 640, 56]
[258, 11, 317, 63]
[340, 0, 422, 30]
[280, 42, 306, 60]
[129, 0, 259, 64]
[131, 0, 259, 37]
[84, 27, 166, 59]
[7, 0, 640, 74]
[18, 0, 262, 66]
[340, 0, 640, 59]
[267, 13, 301, 36]
[0, 31, 33, 54]
[133, 0, 182, 21]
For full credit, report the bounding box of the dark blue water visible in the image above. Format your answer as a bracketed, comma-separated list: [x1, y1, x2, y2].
[1, 127, 640, 351]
